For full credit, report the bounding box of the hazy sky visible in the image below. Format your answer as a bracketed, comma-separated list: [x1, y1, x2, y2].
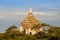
[0, 0, 60, 33]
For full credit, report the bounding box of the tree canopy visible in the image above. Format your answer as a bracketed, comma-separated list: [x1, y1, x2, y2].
[0, 24, 60, 40]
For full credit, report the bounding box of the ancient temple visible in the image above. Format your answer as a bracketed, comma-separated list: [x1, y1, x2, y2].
[20, 8, 42, 35]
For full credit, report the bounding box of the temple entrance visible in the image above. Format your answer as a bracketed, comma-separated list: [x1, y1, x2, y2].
[30, 32, 32, 35]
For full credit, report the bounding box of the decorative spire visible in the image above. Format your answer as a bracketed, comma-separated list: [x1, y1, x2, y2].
[29, 7, 32, 13]
[28, 7, 33, 16]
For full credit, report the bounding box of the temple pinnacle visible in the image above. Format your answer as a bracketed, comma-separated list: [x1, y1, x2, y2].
[29, 7, 32, 13]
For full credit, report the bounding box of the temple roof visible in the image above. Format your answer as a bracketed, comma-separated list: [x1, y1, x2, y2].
[20, 8, 41, 29]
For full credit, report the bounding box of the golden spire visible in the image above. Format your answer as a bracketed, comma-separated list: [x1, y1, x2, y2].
[29, 7, 32, 13]
[28, 7, 33, 16]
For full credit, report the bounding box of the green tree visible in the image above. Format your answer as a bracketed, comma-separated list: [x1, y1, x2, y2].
[48, 27, 60, 38]
[6, 25, 17, 31]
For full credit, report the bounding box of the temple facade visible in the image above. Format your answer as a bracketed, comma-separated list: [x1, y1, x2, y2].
[20, 8, 42, 35]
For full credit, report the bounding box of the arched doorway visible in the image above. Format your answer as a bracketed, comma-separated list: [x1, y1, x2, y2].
[30, 32, 32, 35]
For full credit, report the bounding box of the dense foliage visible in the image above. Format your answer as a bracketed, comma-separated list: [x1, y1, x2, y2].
[0, 25, 60, 40]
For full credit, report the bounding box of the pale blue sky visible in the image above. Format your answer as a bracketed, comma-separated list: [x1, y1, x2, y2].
[0, 0, 60, 8]
[0, 0, 60, 33]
